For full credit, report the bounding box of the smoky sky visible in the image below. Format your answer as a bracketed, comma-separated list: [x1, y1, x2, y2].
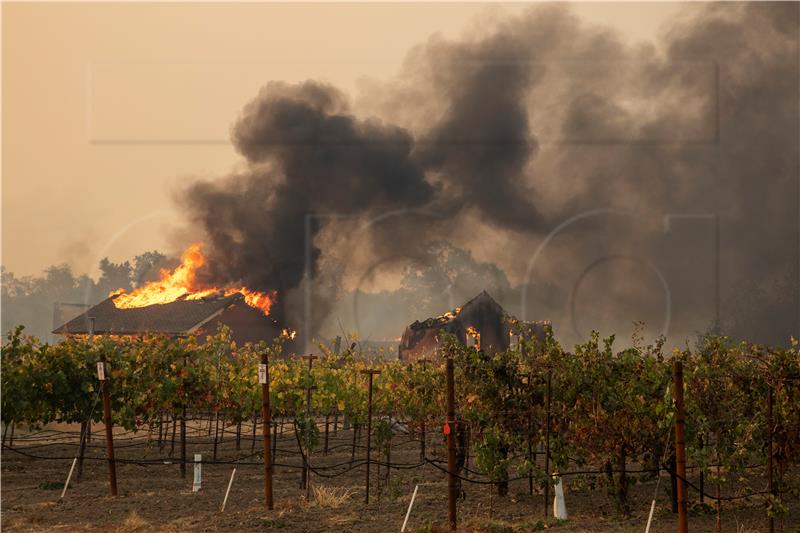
[181, 2, 799, 345]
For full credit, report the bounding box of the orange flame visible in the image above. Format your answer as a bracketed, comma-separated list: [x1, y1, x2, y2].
[466, 325, 481, 350]
[110, 243, 273, 316]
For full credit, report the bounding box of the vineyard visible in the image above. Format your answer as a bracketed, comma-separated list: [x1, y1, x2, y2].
[2, 324, 799, 532]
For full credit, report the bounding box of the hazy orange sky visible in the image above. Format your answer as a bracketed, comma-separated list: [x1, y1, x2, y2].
[2, 2, 680, 277]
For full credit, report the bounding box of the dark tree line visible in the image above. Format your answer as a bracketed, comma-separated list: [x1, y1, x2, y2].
[1, 251, 172, 341]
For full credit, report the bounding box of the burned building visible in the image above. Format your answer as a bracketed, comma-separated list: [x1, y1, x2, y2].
[398, 291, 550, 362]
[53, 292, 284, 346]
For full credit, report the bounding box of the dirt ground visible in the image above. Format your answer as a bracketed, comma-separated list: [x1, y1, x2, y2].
[1, 421, 795, 532]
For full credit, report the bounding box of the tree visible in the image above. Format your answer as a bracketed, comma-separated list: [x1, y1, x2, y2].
[95, 258, 133, 295]
[1, 251, 167, 340]
[1, 265, 93, 340]
[132, 251, 171, 287]
[400, 242, 510, 317]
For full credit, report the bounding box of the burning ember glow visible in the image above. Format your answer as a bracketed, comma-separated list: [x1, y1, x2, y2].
[441, 306, 462, 321]
[109, 243, 274, 316]
[466, 325, 481, 350]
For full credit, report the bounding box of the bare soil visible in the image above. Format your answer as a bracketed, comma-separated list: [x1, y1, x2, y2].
[1, 421, 794, 532]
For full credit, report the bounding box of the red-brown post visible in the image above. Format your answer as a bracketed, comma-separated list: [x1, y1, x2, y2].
[362, 369, 381, 504]
[673, 360, 688, 533]
[260, 351, 273, 510]
[446, 357, 457, 531]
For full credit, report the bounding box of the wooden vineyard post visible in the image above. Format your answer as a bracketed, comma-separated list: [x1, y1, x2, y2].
[673, 360, 688, 533]
[259, 351, 273, 510]
[362, 368, 381, 504]
[95, 316, 118, 497]
[544, 368, 552, 518]
[445, 357, 457, 531]
[300, 354, 318, 493]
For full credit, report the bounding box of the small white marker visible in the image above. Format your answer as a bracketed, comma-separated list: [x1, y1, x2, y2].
[60, 457, 78, 500]
[644, 498, 657, 533]
[192, 454, 202, 492]
[401, 484, 419, 532]
[258, 364, 268, 384]
[96, 362, 105, 381]
[553, 475, 568, 520]
[221, 467, 237, 513]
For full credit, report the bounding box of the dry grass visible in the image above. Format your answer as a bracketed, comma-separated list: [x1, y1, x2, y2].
[326, 512, 360, 527]
[734, 521, 761, 533]
[118, 510, 149, 532]
[311, 484, 356, 508]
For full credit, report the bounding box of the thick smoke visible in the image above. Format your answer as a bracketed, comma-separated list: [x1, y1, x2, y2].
[413, 34, 544, 232]
[182, 2, 798, 346]
[181, 81, 435, 323]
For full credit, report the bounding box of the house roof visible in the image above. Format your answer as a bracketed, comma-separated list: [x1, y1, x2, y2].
[408, 290, 505, 331]
[52, 292, 242, 335]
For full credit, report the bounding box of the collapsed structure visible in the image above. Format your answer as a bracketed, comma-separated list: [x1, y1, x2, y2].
[52, 292, 282, 346]
[398, 291, 550, 362]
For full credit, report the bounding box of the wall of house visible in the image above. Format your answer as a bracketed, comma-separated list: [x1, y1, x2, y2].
[398, 324, 449, 362]
[198, 303, 282, 347]
[398, 294, 512, 362]
[454, 296, 510, 354]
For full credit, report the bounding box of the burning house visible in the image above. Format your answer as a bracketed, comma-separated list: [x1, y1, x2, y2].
[398, 291, 549, 362]
[52, 292, 282, 345]
[53, 243, 290, 347]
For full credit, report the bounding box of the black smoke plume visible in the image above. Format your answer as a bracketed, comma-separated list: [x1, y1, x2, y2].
[181, 81, 435, 324]
[182, 2, 798, 345]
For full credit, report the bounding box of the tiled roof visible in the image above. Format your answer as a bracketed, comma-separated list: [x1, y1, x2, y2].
[52, 293, 242, 335]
